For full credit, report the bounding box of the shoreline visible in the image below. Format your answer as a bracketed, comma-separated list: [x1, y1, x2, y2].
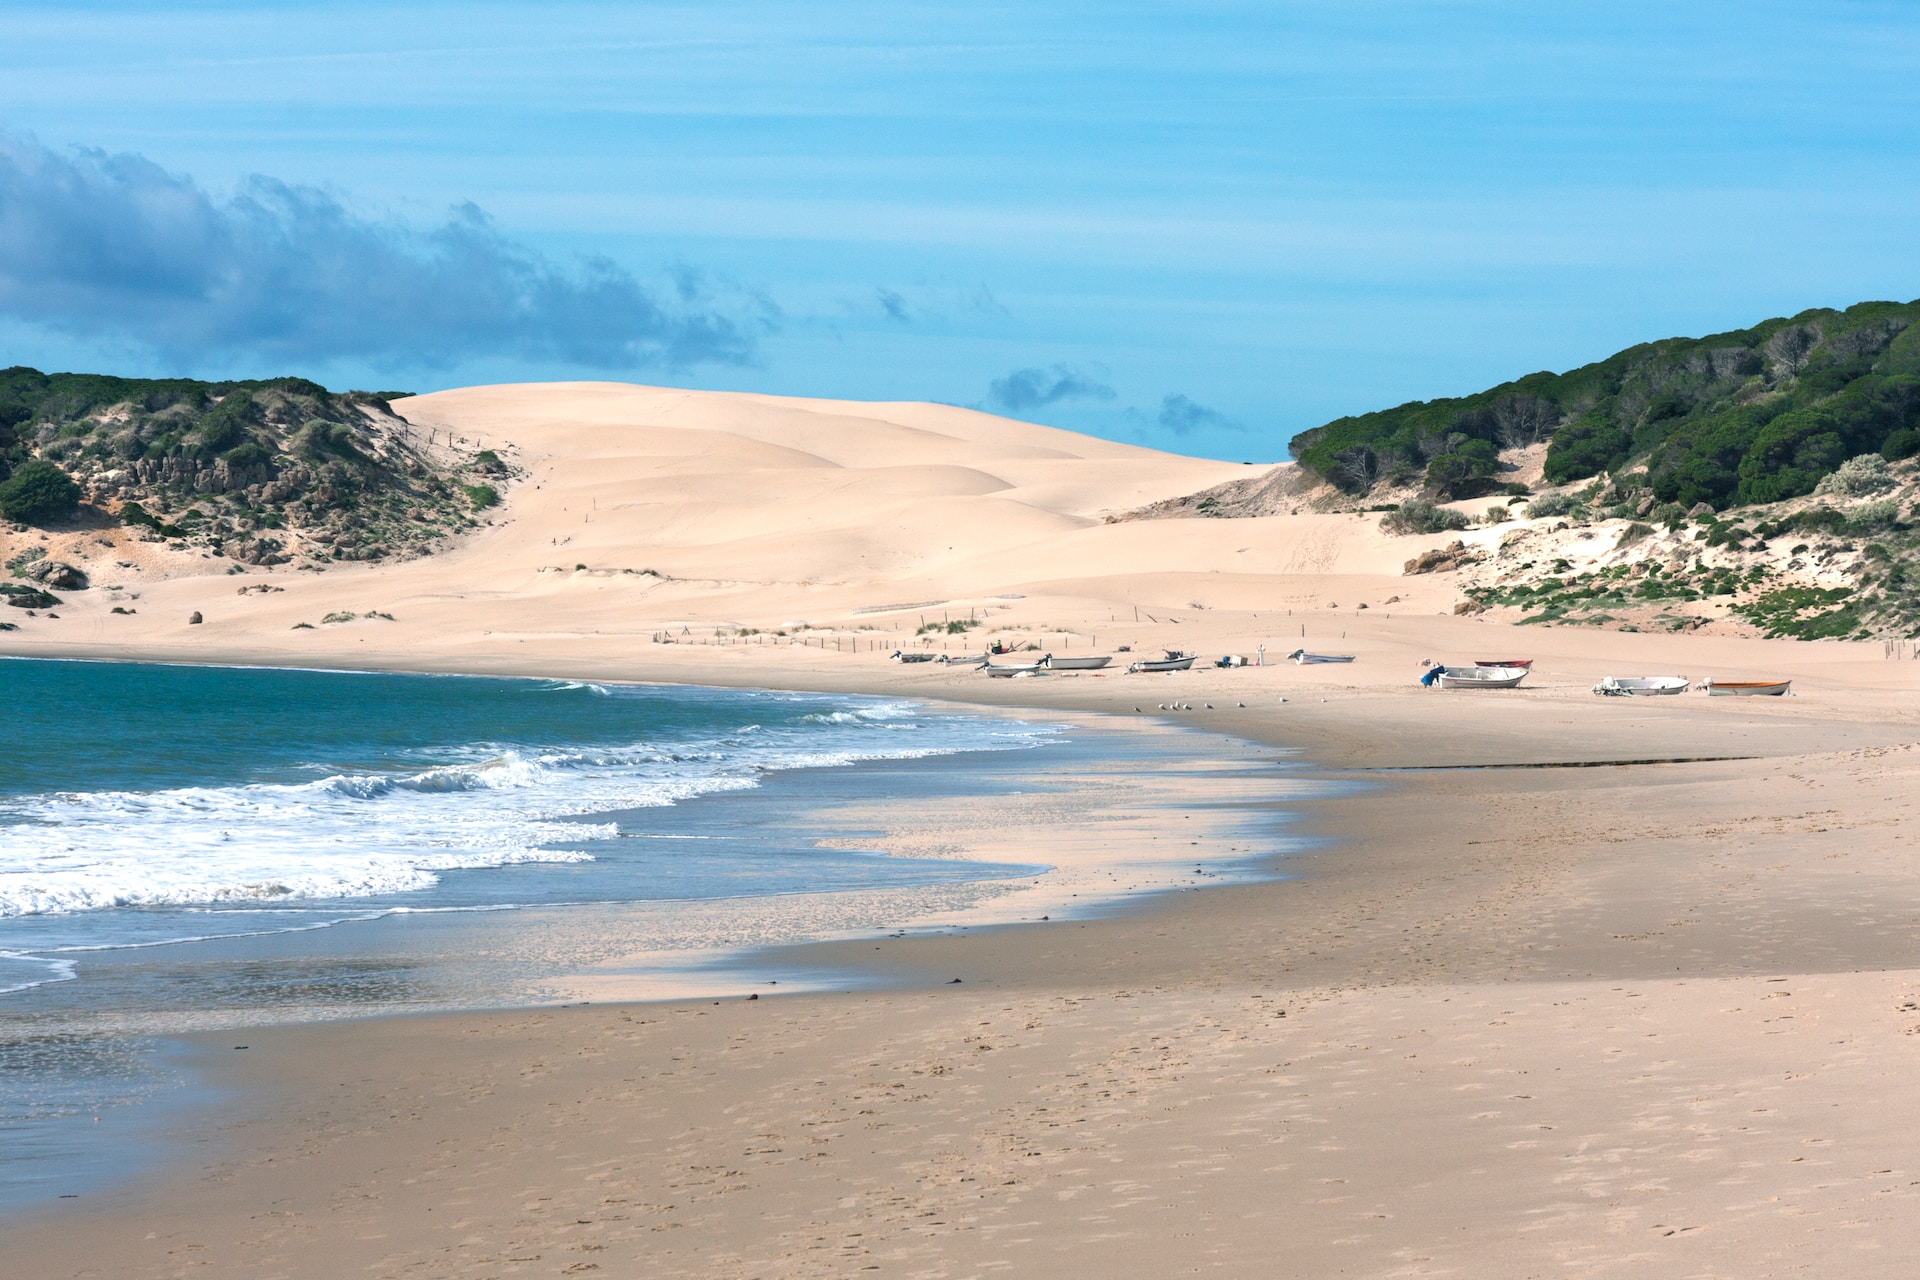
[8, 641, 1920, 1274]
[0, 661, 1312, 1217]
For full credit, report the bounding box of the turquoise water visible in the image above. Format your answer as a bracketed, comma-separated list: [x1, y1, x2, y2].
[0, 658, 1073, 1206]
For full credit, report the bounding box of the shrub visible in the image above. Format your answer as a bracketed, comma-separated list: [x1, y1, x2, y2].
[1483, 504, 1511, 524]
[1525, 491, 1577, 518]
[461, 483, 498, 510]
[1884, 428, 1920, 462]
[0, 459, 80, 524]
[1814, 453, 1894, 497]
[1847, 499, 1898, 531]
[1651, 502, 1689, 529]
[1381, 500, 1471, 536]
[1618, 521, 1655, 546]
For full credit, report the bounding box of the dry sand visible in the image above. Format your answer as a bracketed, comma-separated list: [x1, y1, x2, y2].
[5, 382, 1920, 1277]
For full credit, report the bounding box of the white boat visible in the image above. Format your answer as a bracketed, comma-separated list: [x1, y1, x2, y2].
[889, 650, 938, 664]
[1044, 654, 1113, 671]
[1593, 675, 1689, 697]
[1436, 665, 1527, 689]
[939, 652, 989, 667]
[1703, 678, 1791, 697]
[1127, 651, 1197, 673]
[1286, 648, 1356, 664]
[984, 655, 1050, 676]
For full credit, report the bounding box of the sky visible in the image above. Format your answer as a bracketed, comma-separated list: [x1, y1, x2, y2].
[1, 2, 1918, 460]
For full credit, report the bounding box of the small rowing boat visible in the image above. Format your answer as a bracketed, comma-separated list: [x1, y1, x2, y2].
[1128, 651, 1197, 673]
[984, 655, 1050, 677]
[939, 652, 989, 668]
[889, 650, 938, 664]
[1435, 665, 1527, 689]
[1702, 678, 1791, 697]
[1044, 654, 1113, 671]
[1285, 648, 1356, 665]
[1593, 675, 1689, 697]
[1475, 658, 1533, 669]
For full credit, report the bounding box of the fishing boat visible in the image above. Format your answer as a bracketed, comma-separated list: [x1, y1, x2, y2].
[983, 655, 1050, 677]
[1593, 675, 1689, 697]
[1475, 658, 1533, 669]
[1435, 665, 1527, 689]
[1285, 648, 1356, 664]
[939, 652, 989, 668]
[889, 650, 938, 664]
[1703, 678, 1791, 697]
[1044, 654, 1113, 671]
[1127, 651, 1197, 673]
[1595, 675, 1688, 696]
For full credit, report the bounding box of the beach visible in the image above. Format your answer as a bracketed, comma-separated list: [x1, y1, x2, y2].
[5, 384, 1920, 1276]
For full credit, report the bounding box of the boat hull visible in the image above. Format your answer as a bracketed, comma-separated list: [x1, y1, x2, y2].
[1704, 679, 1791, 697]
[1475, 659, 1533, 669]
[1436, 667, 1527, 689]
[1594, 676, 1689, 697]
[1128, 658, 1197, 673]
[1286, 648, 1355, 664]
[1045, 655, 1112, 670]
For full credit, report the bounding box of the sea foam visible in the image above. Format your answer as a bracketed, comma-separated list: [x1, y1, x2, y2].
[0, 695, 1051, 918]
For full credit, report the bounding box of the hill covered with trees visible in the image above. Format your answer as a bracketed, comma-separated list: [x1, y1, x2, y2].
[0, 368, 505, 564]
[1290, 299, 1920, 508]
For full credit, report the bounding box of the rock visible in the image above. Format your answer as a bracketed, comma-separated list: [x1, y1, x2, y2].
[1687, 502, 1714, 517]
[1453, 599, 1489, 616]
[3, 586, 59, 609]
[188, 611, 203, 625]
[1404, 540, 1483, 575]
[1635, 495, 1656, 517]
[25, 560, 87, 590]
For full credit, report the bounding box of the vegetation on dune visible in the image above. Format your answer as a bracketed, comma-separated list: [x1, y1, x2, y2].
[0, 367, 511, 563]
[1380, 499, 1469, 536]
[1291, 299, 1920, 508]
[0, 458, 81, 524]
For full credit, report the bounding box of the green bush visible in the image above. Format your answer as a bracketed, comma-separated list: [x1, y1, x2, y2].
[1524, 491, 1578, 518]
[1381, 500, 1471, 536]
[461, 483, 499, 510]
[0, 459, 80, 524]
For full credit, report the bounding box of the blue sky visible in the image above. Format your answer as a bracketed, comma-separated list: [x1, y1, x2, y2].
[2, 2, 1918, 459]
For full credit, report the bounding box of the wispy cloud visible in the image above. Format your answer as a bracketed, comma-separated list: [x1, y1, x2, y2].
[984, 363, 1116, 414]
[0, 132, 762, 371]
[876, 287, 912, 324]
[1156, 392, 1237, 435]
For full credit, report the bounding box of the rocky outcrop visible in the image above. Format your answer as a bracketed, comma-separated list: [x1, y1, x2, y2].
[24, 560, 87, 589]
[218, 537, 288, 566]
[1405, 540, 1483, 575]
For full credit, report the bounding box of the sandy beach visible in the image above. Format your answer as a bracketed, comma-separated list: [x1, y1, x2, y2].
[5, 383, 1920, 1277]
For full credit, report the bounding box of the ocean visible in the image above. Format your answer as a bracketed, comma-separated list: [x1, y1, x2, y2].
[0, 657, 1295, 1208]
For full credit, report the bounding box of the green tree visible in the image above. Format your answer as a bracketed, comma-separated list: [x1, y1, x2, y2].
[0, 459, 81, 524]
